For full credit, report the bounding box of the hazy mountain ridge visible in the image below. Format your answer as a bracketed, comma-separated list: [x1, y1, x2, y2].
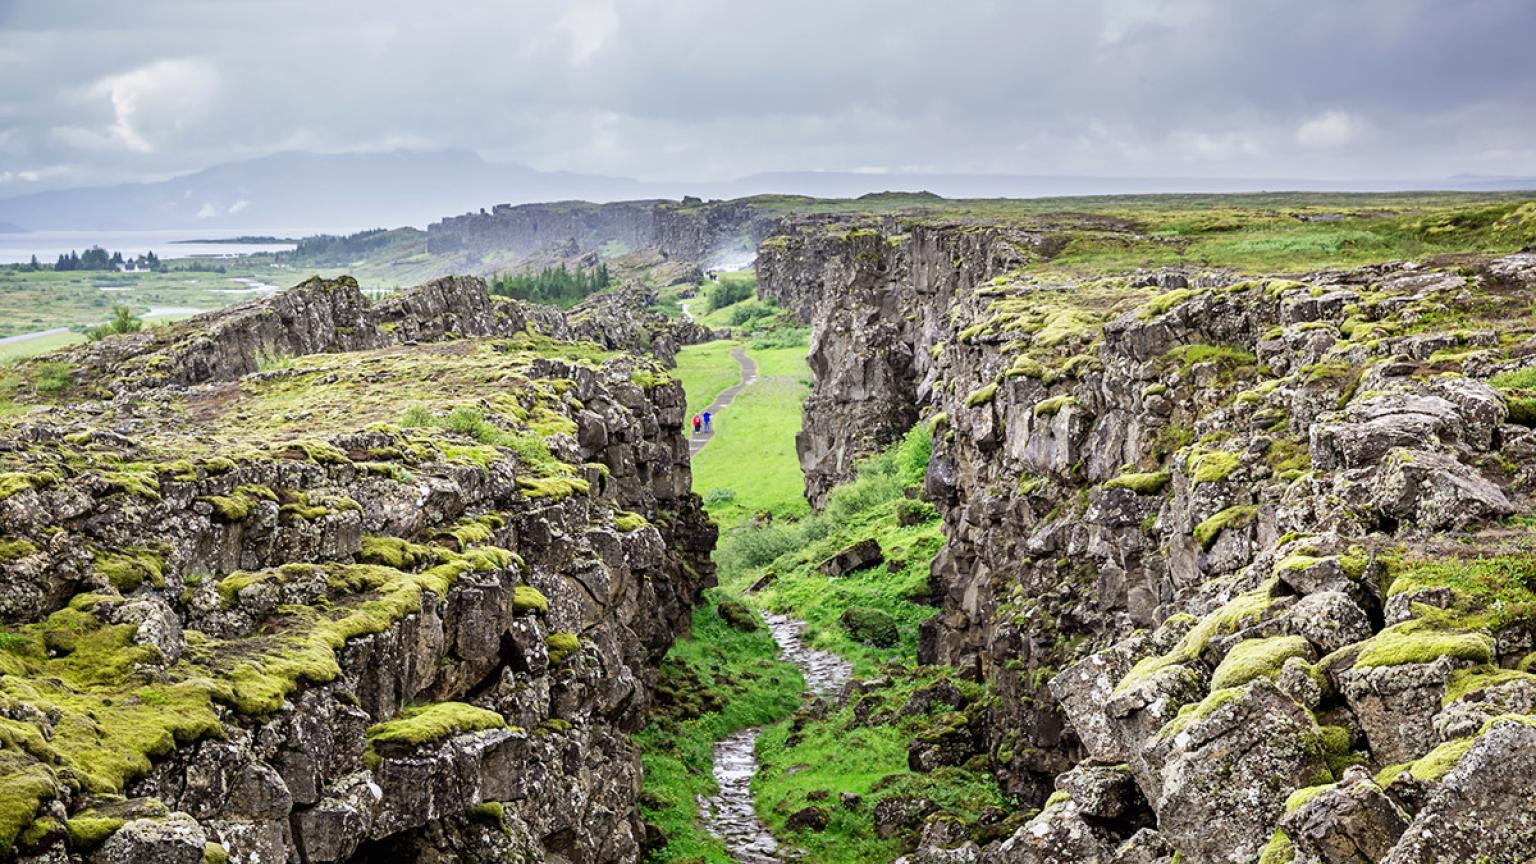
[3, 149, 1532, 233]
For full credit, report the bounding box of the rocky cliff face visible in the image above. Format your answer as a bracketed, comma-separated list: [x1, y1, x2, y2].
[0, 277, 714, 863]
[427, 198, 783, 270]
[759, 219, 1536, 863]
[427, 201, 661, 257]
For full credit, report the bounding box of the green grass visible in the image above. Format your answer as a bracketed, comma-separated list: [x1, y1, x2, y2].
[0, 329, 84, 362]
[637, 595, 805, 864]
[751, 668, 1008, 864]
[701, 425, 1010, 862]
[674, 339, 745, 418]
[0, 266, 277, 339]
[691, 345, 812, 524]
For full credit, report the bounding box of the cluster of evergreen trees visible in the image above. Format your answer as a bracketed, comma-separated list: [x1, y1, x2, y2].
[489, 263, 612, 308]
[51, 247, 162, 272]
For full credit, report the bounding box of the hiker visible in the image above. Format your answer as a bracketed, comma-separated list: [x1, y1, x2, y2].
[692, 414, 702, 434]
[702, 411, 713, 432]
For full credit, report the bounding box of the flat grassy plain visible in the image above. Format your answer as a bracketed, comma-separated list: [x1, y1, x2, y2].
[0, 266, 287, 337]
[672, 339, 744, 418]
[745, 191, 1536, 273]
[690, 345, 812, 524]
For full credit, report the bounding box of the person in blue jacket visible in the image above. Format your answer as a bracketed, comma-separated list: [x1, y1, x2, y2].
[702, 411, 713, 432]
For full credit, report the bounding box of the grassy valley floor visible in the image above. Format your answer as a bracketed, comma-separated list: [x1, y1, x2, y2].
[644, 324, 1008, 862]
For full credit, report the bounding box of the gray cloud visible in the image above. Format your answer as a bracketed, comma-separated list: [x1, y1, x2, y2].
[1, 0, 1533, 194]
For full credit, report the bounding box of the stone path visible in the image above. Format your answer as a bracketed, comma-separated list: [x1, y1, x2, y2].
[698, 614, 852, 862]
[690, 347, 756, 457]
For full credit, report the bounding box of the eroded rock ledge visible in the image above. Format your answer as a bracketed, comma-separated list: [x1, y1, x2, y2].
[0, 276, 714, 863]
[759, 219, 1536, 863]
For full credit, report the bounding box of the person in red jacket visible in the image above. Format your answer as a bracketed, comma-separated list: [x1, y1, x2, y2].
[692, 414, 702, 434]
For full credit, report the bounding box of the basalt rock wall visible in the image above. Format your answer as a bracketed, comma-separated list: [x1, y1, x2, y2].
[758, 217, 1536, 863]
[0, 277, 715, 863]
[427, 198, 782, 269]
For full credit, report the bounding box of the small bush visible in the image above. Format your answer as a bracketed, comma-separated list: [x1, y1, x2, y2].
[728, 299, 777, 327]
[749, 327, 809, 350]
[703, 487, 737, 507]
[705, 277, 754, 311]
[86, 305, 143, 342]
[896, 498, 938, 525]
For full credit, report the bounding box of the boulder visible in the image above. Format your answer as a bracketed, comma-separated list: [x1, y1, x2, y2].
[786, 806, 829, 832]
[1055, 763, 1139, 821]
[1141, 681, 1329, 864]
[1286, 591, 1374, 655]
[1282, 768, 1410, 864]
[89, 813, 207, 864]
[983, 801, 1115, 864]
[1049, 635, 1154, 763]
[1367, 449, 1513, 532]
[1338, 655, 1470, 764]
[819, 539, 884, 577]
[1383, 719, 1536, 863]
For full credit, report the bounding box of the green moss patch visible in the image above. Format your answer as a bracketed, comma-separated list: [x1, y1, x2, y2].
[1188, 449, 1241, 485]
[1352, 619, 1494, 669]
[1210, 636, 1312, 690]
[1103, 471, 1170, 495]
[512, 585, 549, 616]
[1193, 505, 1258, 549]
[964, 382, 998, 407]
[546, 632, 581, 664]
[367, 702, 506, 750]
[1033, 394, 1077, 417]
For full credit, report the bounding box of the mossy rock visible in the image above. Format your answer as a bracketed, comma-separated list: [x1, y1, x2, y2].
[367, 702, 506, 751]
[716, 598, 760, 632]
[1104, 471, 1169, 495]
[1209, 636, 1312, 690]
[512, 585, 549, 616]
[1193, 505, 1258, 550]
[546, 632, 581, 664]
[839, 606, 898, 648]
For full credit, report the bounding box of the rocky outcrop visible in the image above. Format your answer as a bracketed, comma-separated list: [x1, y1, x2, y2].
[427, 201, 661, 257]
[758, 214, 1536, 863]
[0, 276, 714, 863]
[425, 198, 783, 271]
[566, 283, 722, 367]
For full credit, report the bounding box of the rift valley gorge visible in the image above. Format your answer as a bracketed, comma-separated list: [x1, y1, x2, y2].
[2, 191, 1536, 864]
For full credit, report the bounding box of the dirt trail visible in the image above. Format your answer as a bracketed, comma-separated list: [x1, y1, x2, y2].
[689, 347, 757, 457]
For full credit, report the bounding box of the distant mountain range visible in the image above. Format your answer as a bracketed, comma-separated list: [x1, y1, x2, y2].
[0, 150, 647, 232]
[0, 149, 1532, 232]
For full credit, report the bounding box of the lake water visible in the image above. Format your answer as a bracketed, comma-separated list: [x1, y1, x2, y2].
[0, 229, 310, 264]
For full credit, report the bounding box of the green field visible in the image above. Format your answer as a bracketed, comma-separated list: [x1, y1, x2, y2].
[0, 266, 289, 338]
[672, 339, 745, 418]
[690, 345, 812, 524]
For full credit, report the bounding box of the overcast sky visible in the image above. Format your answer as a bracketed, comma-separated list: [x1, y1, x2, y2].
[1, 0, 1534, 194]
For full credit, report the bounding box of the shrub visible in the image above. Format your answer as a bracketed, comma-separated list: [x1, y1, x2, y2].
[727, 299, 776, 327]
[896, 498, 938, 525]
[86, 305, 143, 342]
[705, 277, 754, 311]
[749, 326, 809, 350]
